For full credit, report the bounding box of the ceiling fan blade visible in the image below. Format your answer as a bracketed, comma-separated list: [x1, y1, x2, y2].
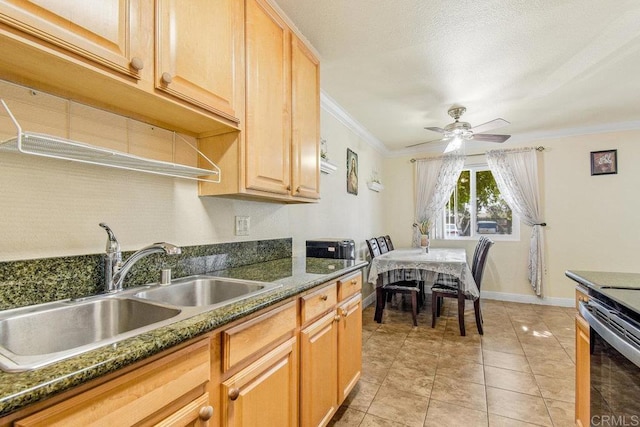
[424, 126, 445, 134]
[406, 137, 447, 148]
[470, 118, 509, 134]
[471, 133, 511, 143]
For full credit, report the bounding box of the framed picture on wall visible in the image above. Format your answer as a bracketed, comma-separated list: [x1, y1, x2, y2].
[347, 148, 358, 195]
[590, 149, 617, 176]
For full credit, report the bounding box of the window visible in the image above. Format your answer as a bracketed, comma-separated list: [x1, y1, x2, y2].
[436, 167, 519, 240]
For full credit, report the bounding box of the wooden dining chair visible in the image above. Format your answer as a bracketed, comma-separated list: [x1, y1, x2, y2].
[367, 238, 422, 326]
[384, 235, 394, 251]
[377, 236, 389, 254]
[366, 237, 381, 258]
[431, 238, 493, 335]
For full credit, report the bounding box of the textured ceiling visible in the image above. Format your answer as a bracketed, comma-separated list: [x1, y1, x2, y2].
[273, 0, 640, 154]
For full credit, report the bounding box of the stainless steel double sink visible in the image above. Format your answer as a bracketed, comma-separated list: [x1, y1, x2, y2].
[0, 276, 281, 372]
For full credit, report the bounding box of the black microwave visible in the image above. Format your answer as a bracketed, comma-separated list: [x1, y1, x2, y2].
[306, 239, 355, 260]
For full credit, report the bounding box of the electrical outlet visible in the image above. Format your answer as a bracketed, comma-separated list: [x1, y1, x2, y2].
[235, 216, 250, 236]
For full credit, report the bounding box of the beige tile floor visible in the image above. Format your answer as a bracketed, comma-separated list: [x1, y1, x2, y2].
[329, 297, 576, 427]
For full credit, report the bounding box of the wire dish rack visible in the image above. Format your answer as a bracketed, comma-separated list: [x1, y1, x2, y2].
[0, 99, 221, 183]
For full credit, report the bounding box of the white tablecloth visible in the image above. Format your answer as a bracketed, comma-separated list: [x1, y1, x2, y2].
[367, 248, 479, 298]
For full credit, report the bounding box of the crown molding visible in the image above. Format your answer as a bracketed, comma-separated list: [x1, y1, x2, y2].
[321, 93, 640, 159]
[507, 120, 640, 144]
[320, 90, 390, 155]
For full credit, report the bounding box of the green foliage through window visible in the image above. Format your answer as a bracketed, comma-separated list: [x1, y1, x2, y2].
[443, 168, 513, 238]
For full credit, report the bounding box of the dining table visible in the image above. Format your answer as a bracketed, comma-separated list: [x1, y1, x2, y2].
[368, 247, 479, 322]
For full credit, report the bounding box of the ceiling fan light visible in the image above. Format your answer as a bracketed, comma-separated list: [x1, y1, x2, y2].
[444, 137, 463, 153]
[443, 128, 473, 140]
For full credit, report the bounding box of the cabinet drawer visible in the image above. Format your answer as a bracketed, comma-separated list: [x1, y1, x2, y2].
[15, 339, 210, 427]
[223, 301, 297, 372]
[338, 272, 362, 301]
[300, 283, 337, 324]
[154, 393, 213, 427]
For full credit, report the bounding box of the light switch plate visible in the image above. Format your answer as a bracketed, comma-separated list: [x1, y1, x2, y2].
[235, 216, 250, 236]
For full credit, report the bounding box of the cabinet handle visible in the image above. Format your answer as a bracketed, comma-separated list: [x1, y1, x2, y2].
[341, 308, 348, 317]
[199, 405, 214, 421]
[334, 315, 341, 322]
[161, 72, 173, 84]
[296, 186, 301, 193]
[286, 185, 291, 191]
[130, 57, 144, 71]
[320, 294, 328, 301]
[228, 388, 240, 401]
[351, 279, 357, 285]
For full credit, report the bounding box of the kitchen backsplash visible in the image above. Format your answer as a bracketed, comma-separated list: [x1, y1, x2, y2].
[0, 238, 292, 310]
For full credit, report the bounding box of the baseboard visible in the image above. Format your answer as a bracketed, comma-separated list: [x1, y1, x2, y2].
[481, 291, 574, 307]
[362, 292, 376, 308]
[362, 289, 573, 308]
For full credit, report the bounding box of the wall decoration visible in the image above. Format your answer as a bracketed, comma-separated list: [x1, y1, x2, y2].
[346, 148, 358, 195]
[590, 149, 617, 176]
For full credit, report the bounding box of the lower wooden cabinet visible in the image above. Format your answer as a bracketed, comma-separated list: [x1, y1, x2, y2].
[154, 393, 214, 427]
[300, 272, 363, 427]
[221, 337, 298, 427]
[14, 339, 212, 427]
[337, 293, 363, 402]
[300, 311, 339, 426]
[575, 286, 590, 427]
[4, 270, 365, 427]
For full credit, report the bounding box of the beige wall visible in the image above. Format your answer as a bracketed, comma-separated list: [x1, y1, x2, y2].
[0, 83, 385, 271]
[4, 79, 637, 306]
[383, 130, 640, 304]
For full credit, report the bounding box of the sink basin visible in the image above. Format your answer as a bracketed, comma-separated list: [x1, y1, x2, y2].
[0, 275, 280, 372]
[134, 276, 281, 307]
[0, 298, 181, 371]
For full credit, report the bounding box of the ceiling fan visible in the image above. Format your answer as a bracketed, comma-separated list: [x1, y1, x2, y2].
[407, 106, 511, 151]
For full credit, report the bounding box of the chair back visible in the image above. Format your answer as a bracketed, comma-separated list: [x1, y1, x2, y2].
[471, 236, 488, 269]
[384, 235, 394, 251]
[377, 236, 389, 254]
[366, 238, 381, 258]
[472, 238, 493, 291]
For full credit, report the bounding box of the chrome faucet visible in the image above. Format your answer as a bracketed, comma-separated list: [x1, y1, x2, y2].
[99, 223, 182, 293]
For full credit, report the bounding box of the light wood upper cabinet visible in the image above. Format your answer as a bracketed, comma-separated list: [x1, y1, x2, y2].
[0, 0, 239, 136]
[291, 34, 320, 200]
[0, 0, 149, 80]
[244, 0, 291, 195]
[198, 0, 321, 203]
[156, 0, 241, 123]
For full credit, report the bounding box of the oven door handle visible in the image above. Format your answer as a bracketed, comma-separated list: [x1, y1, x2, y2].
[579, 300, 640, 369]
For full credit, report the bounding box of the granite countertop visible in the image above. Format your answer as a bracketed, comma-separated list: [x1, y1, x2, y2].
[0, 256, 368, 417]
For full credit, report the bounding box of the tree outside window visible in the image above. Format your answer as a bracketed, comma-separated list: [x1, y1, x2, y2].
[440, 168, 516, 239]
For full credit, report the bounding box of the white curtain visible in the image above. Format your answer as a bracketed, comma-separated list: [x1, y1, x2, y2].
[486, 147, 545, 296]
[414, 153, 465, 246]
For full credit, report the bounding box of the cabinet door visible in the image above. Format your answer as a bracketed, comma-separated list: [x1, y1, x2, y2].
[0, 0, 146, 79]
[244, 0, 291, 195]
[337, 294, 362, 402]
[575, 314, 590, 427]
[291, 34, 320, 200]
[222, 337, 298, 427]
[300, 311, 338, 427]
[156, 0, 241, 122]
